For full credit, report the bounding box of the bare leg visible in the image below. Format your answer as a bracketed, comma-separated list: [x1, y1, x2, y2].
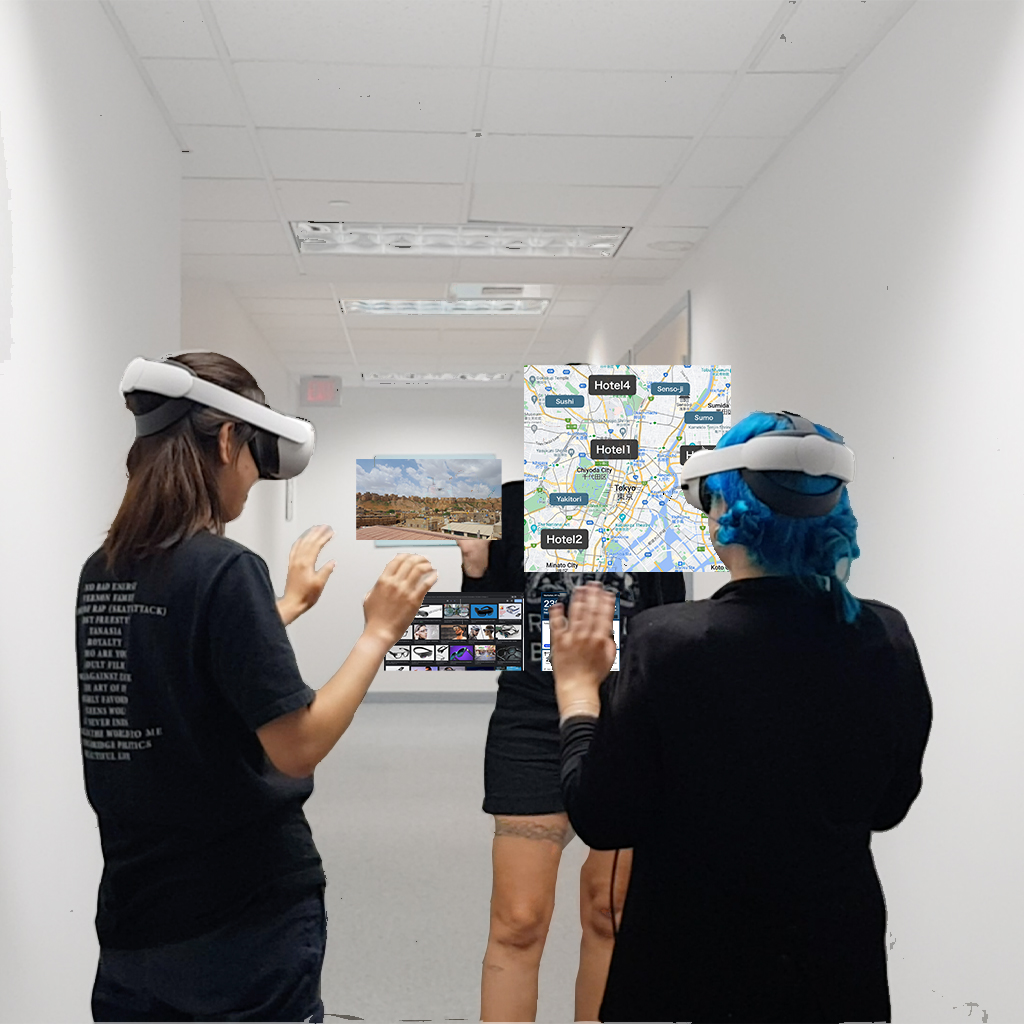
[480, 814, 573, 1022]
[574, 847, 634, 1023]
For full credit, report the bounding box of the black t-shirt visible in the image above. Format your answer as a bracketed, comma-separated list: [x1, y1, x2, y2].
[75, 532, 325, 950]
[461, 480, 689, 694]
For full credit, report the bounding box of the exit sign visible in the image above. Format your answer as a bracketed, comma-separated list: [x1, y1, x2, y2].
[299, 375, 341, 407]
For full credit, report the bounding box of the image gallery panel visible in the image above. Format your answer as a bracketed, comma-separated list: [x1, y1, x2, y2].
[384, 592, 524, 671]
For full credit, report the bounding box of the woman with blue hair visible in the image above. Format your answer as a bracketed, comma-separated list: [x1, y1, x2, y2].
[549, 410, 932, 1024]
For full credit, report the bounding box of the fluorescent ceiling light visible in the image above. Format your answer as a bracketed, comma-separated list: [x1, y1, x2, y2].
[341, 298, 549, 315]
[292, 222, 629, 258]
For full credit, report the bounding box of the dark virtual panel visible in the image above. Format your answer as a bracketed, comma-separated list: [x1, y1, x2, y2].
[384, 592, 524, 671]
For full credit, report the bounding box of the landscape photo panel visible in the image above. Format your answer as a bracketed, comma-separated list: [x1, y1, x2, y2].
[356, 458, 503, 542]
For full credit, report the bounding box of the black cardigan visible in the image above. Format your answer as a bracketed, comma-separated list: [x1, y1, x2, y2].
[561, 575, 932, 1024]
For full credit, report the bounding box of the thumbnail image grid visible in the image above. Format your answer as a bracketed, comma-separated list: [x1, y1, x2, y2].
[385, 593, 524, 672]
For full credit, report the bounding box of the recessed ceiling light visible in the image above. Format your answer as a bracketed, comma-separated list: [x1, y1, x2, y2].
[647, 239, 694, 253]
[327, 199, 351, 207]
[291, 222, 631, 258]
[341, 298, 549, 315]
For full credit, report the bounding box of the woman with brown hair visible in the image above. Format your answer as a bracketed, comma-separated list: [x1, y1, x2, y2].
[77, 351, 437, 1022]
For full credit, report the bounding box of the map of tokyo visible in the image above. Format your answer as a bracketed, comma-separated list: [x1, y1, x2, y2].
[524, 364, 732, 572]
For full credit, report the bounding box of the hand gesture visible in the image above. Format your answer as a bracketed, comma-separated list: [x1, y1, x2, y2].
[455, 537, 491, 579]
[549, 582, 617, 704]
[278, 525, 336, 625]
[363, 554, 439, 647]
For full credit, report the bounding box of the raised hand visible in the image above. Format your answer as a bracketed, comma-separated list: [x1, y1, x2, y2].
[278, 525, 336, 625]
[549, 582, 617, 714]
[456, 536, 491, 579]
[362, 553, 439, 647]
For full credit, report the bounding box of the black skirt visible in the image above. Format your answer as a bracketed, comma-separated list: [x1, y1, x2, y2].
[483, 672, 564, 816]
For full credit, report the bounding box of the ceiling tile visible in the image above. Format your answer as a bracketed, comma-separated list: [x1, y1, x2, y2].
[548, 301, 594, 318]
[492, 2, 778, 71]
[181, 127, 263, 178]
[245, 309, 342, 329]
[182, 254, 300, 280]
[231, 282, 334, 298]
[258, 129, 470, 182]
[236, 63, 480, 132]
[556, 286, 607, 302]
[278, 353, 356, 372]
[646, 186, 742, 227]
[677, 136, 786, 187]
[542, 316, 588, 335]
[454, 257, 614, 285]
[239, 298, 340, 316]
[349, 329, 441, 348]
[182, 221, 293, 255]
[299, 255, 457, 282]
[332, 283, 449, 300]
[610, 259, 681, 281]
[475, 135, 687, 188]
[527, 342, 572, 361]
[143, 59, 243, 125]
[212, 1, 489, 65]
[110, 1, 216, 58]
[183, 179, 278, 221]
[754, 1, 912, 72]
[439, 330, 536, 348]
[617, 226, 706, 259]
[249, 314, 342, 338]
[483, 70, 730, 136]
[469, 184, 656, 225]
[709, 73, 839, 136]
[273, 181, 464, 223]
[266, 336, 351, 352]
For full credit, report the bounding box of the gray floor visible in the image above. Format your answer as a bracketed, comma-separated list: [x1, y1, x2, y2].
[305, 701, 589, 1024]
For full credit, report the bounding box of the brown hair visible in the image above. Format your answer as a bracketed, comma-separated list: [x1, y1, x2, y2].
[102, 352, 265, 570]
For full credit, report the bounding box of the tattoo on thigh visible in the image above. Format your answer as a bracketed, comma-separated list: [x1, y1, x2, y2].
[494, 816, 571, 846]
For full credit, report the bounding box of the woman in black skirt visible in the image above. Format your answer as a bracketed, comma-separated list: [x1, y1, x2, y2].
[550, 412, 933, 1023]
[459, 480, 687, 1022]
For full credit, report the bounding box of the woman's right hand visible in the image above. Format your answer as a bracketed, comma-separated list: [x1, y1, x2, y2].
[362, 553, 438, 647]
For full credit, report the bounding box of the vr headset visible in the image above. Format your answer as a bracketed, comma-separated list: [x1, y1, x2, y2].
[679, 411, 855, 518]
[119, 357, 315, 479]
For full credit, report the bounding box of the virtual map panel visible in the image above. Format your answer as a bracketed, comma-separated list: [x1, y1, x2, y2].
[524, 364, 731, 572]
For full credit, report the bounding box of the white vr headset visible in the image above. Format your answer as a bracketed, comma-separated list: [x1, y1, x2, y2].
[679, 411, 855, 518]
[120, 357, 315, 480]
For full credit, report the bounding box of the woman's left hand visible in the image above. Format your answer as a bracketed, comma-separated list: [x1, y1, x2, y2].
[277, 525, 336, 626]
[549, 582, 617, 716]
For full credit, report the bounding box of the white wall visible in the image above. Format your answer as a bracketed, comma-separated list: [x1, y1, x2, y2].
[286, 385, 522, 693]
[181, 278, 296, 592]
[0, 3, 182, 1021]
[641, 3, 1024, 1020]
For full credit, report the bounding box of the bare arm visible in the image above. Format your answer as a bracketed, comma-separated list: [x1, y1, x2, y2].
[258, 552, 437, 777]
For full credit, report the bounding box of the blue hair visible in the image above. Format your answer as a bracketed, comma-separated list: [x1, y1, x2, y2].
[704, 411, 862, 623]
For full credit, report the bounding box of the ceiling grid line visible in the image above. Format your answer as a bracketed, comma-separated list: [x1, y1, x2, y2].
[458, 0, 504, 225]
[328, 282, 361, 370]
[196, 0, 306, 275]
[106, 0, 920, 382]
[99, 1, 191, 153]
[623, 0, 803, 240]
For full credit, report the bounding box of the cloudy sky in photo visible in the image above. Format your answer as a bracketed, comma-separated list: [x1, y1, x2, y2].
[356, 458, 502, 499]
